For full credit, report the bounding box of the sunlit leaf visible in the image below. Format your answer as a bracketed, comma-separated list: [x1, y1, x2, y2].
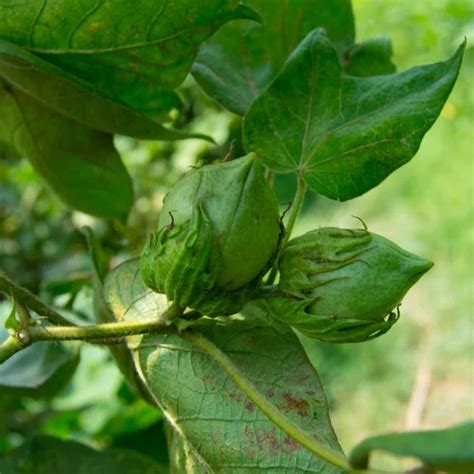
[104, 258, 170, 323]
[243, 29, 464, 200]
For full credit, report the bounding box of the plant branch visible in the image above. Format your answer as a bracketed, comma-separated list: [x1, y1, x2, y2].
[0, 271, 74, 326]
[266, 174, 306, 285]
[0, 305, 183, 364]
[183, 330, 350, 471]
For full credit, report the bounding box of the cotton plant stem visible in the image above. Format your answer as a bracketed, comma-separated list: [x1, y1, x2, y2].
[0, 271, 74, 326]
[281, 174, 306, 250]
[0, 305, 182, 364]
[267, 174, 306, 285]
[183, 330, 351, 471]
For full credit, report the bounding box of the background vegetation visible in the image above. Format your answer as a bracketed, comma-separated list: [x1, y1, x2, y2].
[0, 0, 472, 469]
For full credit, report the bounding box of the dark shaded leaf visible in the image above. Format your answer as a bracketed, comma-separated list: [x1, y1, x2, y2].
[0, 308, 80, 399]
[344, 37, 396, 77]
[349, 422, 474, 473]
[0, 81, 133, 219]
[243, 29, 464, 200]
[0, 436, 166, 474]
[87, 242, 151, 399]
[0, 39, 208, 141]
[0, 342, 80, 399]
[193, 0, 354, 115]
[0, 0, 258, 119]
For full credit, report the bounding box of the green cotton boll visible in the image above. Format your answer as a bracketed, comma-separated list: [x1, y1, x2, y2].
[140, 153, 281, 316]
[268, 227, 434, 343]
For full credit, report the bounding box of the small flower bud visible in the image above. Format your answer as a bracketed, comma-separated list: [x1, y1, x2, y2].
[140, 153, 281, 316]
[266, 227, 433, 342]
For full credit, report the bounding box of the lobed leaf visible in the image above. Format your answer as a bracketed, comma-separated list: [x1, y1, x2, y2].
[349, 421, 474, 473]
[243, 29, 464, 201]
[0, 0, 258, 119]
[0, 80, 133, 219]
[193, 0, 355, 116]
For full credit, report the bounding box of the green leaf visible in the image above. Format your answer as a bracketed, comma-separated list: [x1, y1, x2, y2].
[349, 422, 474, 473]
[193, 0, 355, 115]
[0, 80, 133, 219]
[103, 258, 171, 405]
[85, 226, 134, 347]
[243, 29, 464, 201]
[0, 39, 208, 141]
[0, 436, 165, 474]
[3, 298, 19, 332]
[104, 260, 344, 470]
[0, 0, 258, 119]
[344, 37, 396, 77]
[167, 428, 205, 473]
[133, 319, 344, 469]
[104, 258, 170, 323]
[0, 342, 80, 399]
[0, 307, 80, 399]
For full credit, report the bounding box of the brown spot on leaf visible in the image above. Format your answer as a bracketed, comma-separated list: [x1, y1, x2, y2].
[266, 387, 276, 398]
[244, 427, 301, 457]
[245, 401, 255, 413]
[225, 391, 245, 403]
[283, 436, 301, 453]
[202, 374, 218, 390]
[281, 392, 309, 417]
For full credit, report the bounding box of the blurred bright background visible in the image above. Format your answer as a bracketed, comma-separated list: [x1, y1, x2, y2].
[0, 0, 472, 469]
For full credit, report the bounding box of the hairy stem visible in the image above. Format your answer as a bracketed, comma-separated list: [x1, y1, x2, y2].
[0, 271, 74, 326]
[0, 305, 182, 364]
[267, 174, 306, 285]
[183, 330, 350, 471]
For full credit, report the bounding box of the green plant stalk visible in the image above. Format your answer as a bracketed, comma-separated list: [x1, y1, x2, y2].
[16, 302, 31, 326]
[183, 330, 350, 471]
[267, 174, 306, 284]
[0, 305, 182, 364]
[0, 271, 73, 326]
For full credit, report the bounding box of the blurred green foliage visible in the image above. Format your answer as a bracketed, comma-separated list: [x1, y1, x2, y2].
[0, 0, 472, 469]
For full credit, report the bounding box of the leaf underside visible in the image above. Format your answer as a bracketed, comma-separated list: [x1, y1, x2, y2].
[104, 259, 344, 473]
